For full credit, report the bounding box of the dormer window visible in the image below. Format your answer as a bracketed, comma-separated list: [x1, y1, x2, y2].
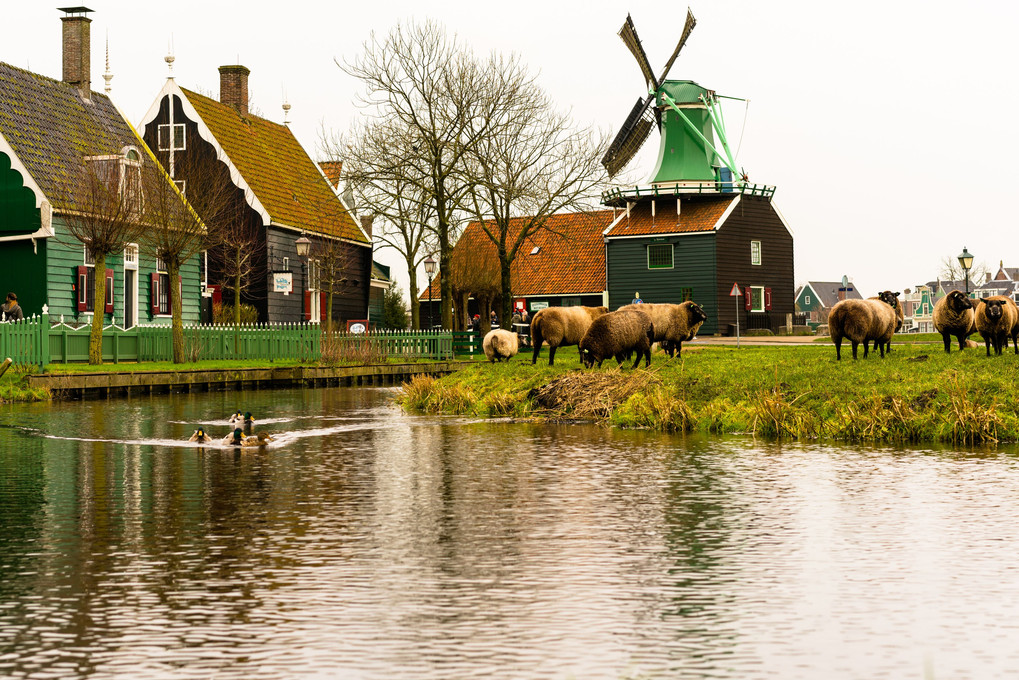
[84, 148, 144, 216]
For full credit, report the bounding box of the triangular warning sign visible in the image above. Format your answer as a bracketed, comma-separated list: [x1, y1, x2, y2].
[729, 282, 741, 297]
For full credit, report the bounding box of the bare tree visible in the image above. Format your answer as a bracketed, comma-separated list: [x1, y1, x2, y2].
[465, 76, 609, 326]
[141, 157, 215, 363]
[940, 255, 991, 288]
[311, 234, 364, 333]
[448, 232, 501, 335]
[330, 122, 436, 329]
[341, 20, 523, 329]
[64, 156, 148, 364]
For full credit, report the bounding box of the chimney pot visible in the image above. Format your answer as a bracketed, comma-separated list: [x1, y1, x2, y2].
[60, 7, 93, 97]
[360, 215, 374, 239]
[219, 64, 250, 115]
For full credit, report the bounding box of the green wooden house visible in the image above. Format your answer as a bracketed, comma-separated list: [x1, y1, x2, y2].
[794, 281, 863, 326]
[0, 9, 200, 326]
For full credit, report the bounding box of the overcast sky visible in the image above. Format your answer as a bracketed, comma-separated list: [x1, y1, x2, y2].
[3, 1, 1018, 301]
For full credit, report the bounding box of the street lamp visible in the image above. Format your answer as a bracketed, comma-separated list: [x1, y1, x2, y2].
[295, 235, 311, 258]
[958, 247, 974, 296]
[424, 255, 436, 330]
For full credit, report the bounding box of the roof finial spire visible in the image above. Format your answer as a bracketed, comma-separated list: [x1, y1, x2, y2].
[164, 35, 175, 79]
[102, 32, 113, 95]
[282, 84, 291, 125]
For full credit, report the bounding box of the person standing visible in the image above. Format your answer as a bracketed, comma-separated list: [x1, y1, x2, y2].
[631, 291, 643, 304]
[1, 292, 23, 322]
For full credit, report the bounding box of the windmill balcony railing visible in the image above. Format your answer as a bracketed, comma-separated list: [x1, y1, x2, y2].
[601, 180, 776, 206]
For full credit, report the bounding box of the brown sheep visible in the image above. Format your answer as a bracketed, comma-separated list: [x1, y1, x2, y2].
[864, 291, 903, 355]
[933, 290, 976, 353]
[619, 301, 707, 357]
[974, 295, 1019, 356]
[578, 308, 654, 369]
[829, 291, 899, 360]
[482, 329, 519, 362]
[530, 305, 608, 366]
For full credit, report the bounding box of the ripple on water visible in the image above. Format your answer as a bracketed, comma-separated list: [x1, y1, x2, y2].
[2, 390, 1019, 678]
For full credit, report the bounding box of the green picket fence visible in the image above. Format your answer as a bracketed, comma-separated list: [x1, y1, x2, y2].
[0, 310, 453, 366]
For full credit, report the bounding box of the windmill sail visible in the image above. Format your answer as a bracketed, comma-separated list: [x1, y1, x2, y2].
[618, 14, 658, 90]
[602, 96, 656, 177]
[657, 8, 697, 85]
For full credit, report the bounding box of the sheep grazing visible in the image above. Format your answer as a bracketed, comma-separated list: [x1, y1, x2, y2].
[828, 290, 899, 360]
[619, 301, 707, 358]
[530, 305, 608, 366]
[933, 290, 977, 353]
[579, 308, 654, 369]
[974, 295, 1019, 356]
[483, 329, 519, 362]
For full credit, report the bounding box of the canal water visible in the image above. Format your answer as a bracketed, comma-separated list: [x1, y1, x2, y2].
[2, 387, 1019, 679]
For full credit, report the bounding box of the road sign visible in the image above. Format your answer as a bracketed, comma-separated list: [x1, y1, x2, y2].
[729, 282, 741, 297]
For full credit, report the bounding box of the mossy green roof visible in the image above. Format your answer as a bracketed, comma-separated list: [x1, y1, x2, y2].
[0, 61, 147, 214]
[181, 88, 365, 243]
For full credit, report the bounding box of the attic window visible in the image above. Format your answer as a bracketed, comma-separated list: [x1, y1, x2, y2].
[84, 150, 143, 216]
[530, 246, 541, 255]
[158, 124, 186, 151]
[647, 243, 674, 270]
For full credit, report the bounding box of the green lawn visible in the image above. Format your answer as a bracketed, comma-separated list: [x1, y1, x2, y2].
[401, 341, 1019, 444]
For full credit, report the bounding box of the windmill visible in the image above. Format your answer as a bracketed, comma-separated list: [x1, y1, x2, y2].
[602, 9, 744, 189]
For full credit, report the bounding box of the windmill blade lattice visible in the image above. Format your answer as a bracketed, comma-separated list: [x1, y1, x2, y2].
[657, 9, 697, 85]
[601, 96, 657, 178]
[618, 14, 659, 90]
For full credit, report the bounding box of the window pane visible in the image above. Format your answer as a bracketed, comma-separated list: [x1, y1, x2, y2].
[173, 125, 185, 150]
[751, 286, 764, 312]
[648, 244, 673, 269]
[751, 241, 762, 266]
[681, 287, 693, 302]
[158, 273, 170, 314]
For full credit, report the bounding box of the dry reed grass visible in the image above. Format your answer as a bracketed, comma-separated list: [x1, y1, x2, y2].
[529, 367, 666, 420]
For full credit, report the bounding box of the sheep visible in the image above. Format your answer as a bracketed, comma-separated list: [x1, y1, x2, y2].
[578, 308, 654, 369]
[482, 329, 519, 362]
[619, 301, 707, 358]
[828, 290, 899, 360]
[973, 295, 1019, 356]
[530, 305, 608, 366]
[864, 291, 903, 355]
[933, 290, 977, 353]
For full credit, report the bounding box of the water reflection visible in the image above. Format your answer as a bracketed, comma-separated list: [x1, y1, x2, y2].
[1, 390, 1019, 678]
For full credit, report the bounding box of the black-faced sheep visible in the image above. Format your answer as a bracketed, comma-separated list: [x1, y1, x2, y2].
[578, 308, 654, 369]
[829, 290, 898, 360]
[619, 301, 707, 358]
[933, 290, 976, 353]
[864, 291, 903, 355]
[974, 295, 1019, 356]
[530, 305, 608, 366]
[483, 329, 519, 362]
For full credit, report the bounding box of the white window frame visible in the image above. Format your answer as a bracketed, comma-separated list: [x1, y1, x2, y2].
[308, 259, 321, 323]
[174, 179, 186, 196]
[647, 243, 674, 270]
[123, 244, 139, 329]
[158, 123, 186, 152]
[283, 256, 290, 272]
[804, 294, 810, 305]
[155, 258, 171, 317]
[750, 285, 765, 313]
[751, 240, 762, 266]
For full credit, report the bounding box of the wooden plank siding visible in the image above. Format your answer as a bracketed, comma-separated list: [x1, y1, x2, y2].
[714, 196, 795, 334]
[605, 233, 720, 334]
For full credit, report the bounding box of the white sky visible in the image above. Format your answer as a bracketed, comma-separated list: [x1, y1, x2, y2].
[3, 1, 1018, 302]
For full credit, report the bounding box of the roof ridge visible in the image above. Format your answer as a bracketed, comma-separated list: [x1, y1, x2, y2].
[0, 60, 113, 102]
[180, 87, 290, 131]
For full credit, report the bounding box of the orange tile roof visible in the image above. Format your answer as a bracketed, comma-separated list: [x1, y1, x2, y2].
[420, 210, 615, 299]
[605, 195, 737, 237]
[319, 161, 342, 188]
[182, 89, 366, 243]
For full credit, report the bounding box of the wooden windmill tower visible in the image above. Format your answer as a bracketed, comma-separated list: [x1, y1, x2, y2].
[602, 10, 771, 197]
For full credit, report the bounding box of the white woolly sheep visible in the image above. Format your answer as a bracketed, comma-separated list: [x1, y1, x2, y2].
[483, 329, 519, 362]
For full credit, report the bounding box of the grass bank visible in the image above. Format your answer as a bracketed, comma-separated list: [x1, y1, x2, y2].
[400, 342, 1019, 444]
[0, 370, 50, 404]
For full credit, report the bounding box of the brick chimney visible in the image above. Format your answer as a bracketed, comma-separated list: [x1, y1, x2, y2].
[60, 7, 93, 98]
[218, 65, 250, 115]
[360, 215, 374, 239]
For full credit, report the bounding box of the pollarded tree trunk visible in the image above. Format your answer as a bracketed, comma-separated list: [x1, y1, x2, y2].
[88, 251, 107, 365]
[233, 269, 242, 354]
[499, 250, 513, 334]
[168, 260, 185, 363]
[406, 261, 420, 330]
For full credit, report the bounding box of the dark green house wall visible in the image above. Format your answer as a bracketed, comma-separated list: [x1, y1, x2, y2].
[606, 233, 720, 334]
[714, 196, 794, 333]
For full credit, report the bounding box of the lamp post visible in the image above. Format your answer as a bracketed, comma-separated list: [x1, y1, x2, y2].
[424, 255, 436, 330]
[296, 235, 311, 320]
[958, 247, 974, 296]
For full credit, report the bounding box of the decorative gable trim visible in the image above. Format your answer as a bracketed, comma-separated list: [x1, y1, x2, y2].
[139, 80, 273, 227]
[713, 193, 742, 231]
[0, 131, 53, 242]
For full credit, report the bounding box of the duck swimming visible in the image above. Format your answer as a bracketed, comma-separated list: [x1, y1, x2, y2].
[222, 428, 246, 446]
[228, 410, 244, 425]
[188, 428, 212, 444]
[241, 431, 274, 447]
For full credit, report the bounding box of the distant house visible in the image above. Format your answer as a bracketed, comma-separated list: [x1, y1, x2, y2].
[603, 194, 794, 335]
[0, 8, 199, 326]
[794, 281, 864, 325]
[972, 262, 1019, 301]
[420, 210, 614, 322]
[901, 286, 936, 333]
[139, 65, 372, 324]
